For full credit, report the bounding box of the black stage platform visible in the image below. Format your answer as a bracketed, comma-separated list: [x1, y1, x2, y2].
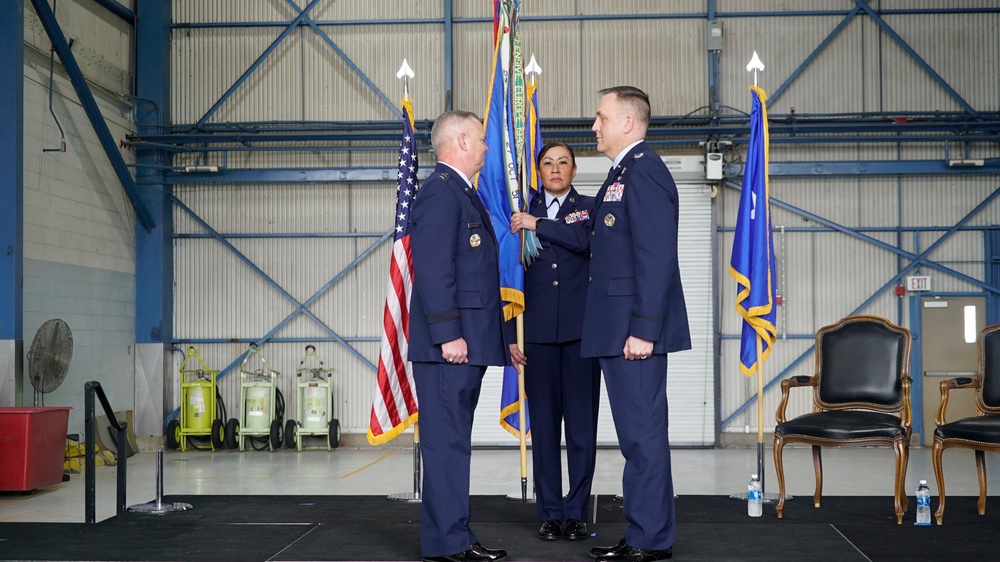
[1, 494, 997, 561]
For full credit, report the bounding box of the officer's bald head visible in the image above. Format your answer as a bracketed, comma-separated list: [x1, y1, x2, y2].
[431, 111, 481, 154]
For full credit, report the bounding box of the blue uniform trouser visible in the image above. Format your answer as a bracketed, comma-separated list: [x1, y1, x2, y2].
[599, 354, 675, 551]
[525, 340, 600, 522]
[413, 361, 485, 557]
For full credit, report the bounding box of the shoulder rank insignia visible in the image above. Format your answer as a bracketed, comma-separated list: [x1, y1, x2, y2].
[438, 172, 450, 180]
[564, 210, 590, 224]
[633, 152, 645, 160]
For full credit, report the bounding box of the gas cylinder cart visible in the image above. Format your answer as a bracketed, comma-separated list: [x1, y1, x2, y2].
[166, 346, 227, 452]
[284, 345, 341, 451]
[226, 343, 290, 451]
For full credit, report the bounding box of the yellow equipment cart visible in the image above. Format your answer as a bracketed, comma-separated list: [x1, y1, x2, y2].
[227, 343, 289, 451]
[285, 345, 340, 451]
[166, 346, 225, 451]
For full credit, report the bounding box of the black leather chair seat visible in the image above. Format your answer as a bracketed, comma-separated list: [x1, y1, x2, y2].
[934, 416, 1000, 442]
[776, 410, 905, 440]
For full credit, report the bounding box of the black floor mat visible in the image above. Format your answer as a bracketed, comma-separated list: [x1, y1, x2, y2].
[0, 495, 995, 561]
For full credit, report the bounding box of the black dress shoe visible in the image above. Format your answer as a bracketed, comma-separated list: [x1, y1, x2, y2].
[469, 542, 508, 562]
[563, 519, 588, 541]
[422, 548, 495, 562]
[538, 519, 563, 540]
[595, 544, 673, 562]
[590, 538, 626, 558]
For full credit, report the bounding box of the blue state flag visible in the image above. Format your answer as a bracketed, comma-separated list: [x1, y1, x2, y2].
[476, 0, 530, 437]
[729, 85, 777, 377]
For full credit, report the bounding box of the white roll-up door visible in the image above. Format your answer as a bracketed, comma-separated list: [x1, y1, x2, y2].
[471, 155, 715, 447]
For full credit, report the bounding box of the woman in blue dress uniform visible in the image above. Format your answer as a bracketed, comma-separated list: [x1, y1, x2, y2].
[511, 142, 600, 542]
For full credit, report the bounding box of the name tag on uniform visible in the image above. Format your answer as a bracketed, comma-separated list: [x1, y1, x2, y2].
[564, 210, 590, 224]
[604, 182, 624, 202]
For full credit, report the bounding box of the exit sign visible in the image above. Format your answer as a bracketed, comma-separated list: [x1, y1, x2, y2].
[906, 276, 931, 292]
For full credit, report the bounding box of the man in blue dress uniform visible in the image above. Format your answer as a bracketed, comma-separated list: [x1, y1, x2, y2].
[408, 110, 525, 562]
[584, 87, 691, 562]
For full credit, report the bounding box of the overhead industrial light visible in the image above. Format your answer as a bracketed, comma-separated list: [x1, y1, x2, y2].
[947, 159, 984, 167]
[183, 165, 219, 172]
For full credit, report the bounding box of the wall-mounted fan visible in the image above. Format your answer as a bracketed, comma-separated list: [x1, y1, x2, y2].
[27, 318, 74, 406]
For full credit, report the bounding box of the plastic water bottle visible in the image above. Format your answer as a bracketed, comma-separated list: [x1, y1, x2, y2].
[748, 474, 762, 517]
[915, 480, 931, 526]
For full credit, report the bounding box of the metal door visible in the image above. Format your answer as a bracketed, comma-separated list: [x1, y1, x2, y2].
[920, 296, 985, 446]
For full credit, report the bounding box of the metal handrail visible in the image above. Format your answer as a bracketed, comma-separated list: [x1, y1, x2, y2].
[84, 381, 128, 524]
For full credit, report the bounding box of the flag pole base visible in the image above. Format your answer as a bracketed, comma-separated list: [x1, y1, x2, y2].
[728, 491, 790, 504]
[505, 492, 536, 503]
[387, 492, 422, 503]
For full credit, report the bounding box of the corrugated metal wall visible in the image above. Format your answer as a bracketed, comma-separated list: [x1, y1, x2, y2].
[172, 182, 394, 435]
[166, 1, 1000, 442]
[718, 172, 1000, 435]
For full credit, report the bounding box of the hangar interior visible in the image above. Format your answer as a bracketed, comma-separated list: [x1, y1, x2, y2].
[2, 0, 998, 455]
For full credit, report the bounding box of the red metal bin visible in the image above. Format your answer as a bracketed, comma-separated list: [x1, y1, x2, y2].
[0, 407, 71, 491]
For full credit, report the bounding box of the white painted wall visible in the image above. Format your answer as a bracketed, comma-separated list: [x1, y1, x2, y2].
[20, 26, 137, 437]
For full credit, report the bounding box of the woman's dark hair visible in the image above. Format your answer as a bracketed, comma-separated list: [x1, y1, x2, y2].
[537, 141, 576, 168]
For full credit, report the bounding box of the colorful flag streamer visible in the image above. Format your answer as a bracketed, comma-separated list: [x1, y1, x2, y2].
[477, 0, 531, 437]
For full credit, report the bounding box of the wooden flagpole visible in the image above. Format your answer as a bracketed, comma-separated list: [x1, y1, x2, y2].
[517, 315, 528, 503]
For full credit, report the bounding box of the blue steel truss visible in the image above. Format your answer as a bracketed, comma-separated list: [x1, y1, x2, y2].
[171, 194, 383, 376]
[119, 3, 1000, 432]
[720, 182, 1000, 438]
[31, 0, 154, 230]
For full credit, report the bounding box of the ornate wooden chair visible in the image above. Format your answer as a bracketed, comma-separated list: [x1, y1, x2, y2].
[932, 322, 1000, 525]
[773, 315, 913, 523]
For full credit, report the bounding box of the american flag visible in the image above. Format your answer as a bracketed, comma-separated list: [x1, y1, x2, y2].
[367, 99, 419, 445]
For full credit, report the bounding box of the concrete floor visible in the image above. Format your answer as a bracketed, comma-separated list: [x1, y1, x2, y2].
[2, 444, 996, 524]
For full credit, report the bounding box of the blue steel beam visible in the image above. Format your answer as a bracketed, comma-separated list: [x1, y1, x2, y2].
[91, 0, 134, 23]
[134, 0, 172, 344]
[725, 181, 1000, 295]
[768, 6, 862, 107]
[204, 225, 390, 380]
[134, 118, 1000, 145]
[176, 225, 392, 385]
[729, 159, 1000, 176]
[0, 0, 24, 342]
[192, 0, 322, 130]
[170, 8, 1000, 28]
[176, 337, 380, 344]
[445, 0, 453, 111]
[854, 0, 978, 118]
[176, 232, 386, 239]
[171, 195, 379, 372]
[159, 159, 997, 185]
[281, 0, 399, 118]
[722, 184, 1000, 428]
[165, 251, 387, 420]
[30, 0, 155, 230]
[165, 167, 434, 184]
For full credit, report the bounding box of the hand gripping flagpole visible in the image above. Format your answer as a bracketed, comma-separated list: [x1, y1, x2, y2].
[387, 58, 421, 504]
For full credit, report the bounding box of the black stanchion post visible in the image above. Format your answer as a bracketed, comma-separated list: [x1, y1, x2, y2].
[84, 382, 96, 524]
